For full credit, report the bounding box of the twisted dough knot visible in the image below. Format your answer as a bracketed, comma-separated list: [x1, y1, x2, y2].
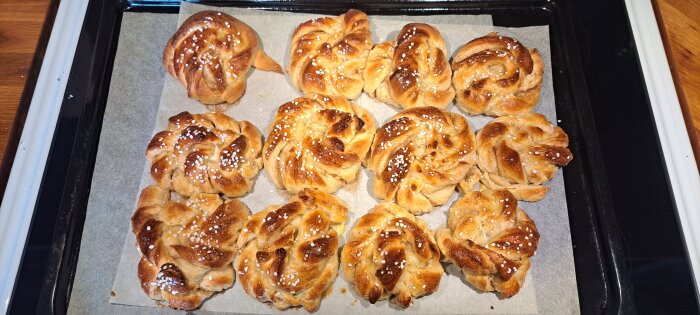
[131, 185, 250, 310]
[364, 23, 455, 110]
[341, 203, 443, 308]
[234, 189, 348, 312]
[436, 189, 539, 298]
[163, 10, 282, 106]
[369, 106, 477, 214]
[289, 9, 372, 99]
[452, 32, 544, 116]
[474, 113, 572, 201]
[264, 94, 376, 194]
[147, 111, 263, 198]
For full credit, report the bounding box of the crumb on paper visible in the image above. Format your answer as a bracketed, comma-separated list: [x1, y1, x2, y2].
[340, 287, 347, 294]
[111, 291, 116, 297]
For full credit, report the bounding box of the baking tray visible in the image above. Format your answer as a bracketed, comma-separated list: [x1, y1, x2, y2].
[6, 0, 698, 314]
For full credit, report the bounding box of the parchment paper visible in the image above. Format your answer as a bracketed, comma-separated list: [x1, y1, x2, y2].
[67, 4, 579, 315]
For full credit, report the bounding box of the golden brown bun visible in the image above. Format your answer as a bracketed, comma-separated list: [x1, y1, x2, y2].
[234, 189, 348, 312]
[452, 32, 544, 116]
[474, 113, 572, 201]
[364, 23, 455, 110]
[436, 189, 539, 298]
[288, 9, 372, 99]
[263, 94, 376, 194]
[163, 11, 282, 106]
[341, 202, 443, 308]
[132, 185, 250, 310]
[147, 111, 263, 198]
[369, 106, 477, 214]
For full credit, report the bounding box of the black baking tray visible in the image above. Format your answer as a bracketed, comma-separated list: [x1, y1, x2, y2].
[6, 0, 699, 314]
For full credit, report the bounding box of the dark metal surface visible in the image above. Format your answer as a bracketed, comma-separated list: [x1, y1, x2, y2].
[8, 1, 124, 314]
[569, 1, 699, 313]
[7, 0, 698, 314]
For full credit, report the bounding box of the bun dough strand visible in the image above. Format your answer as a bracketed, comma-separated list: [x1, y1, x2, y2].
[147, 111, 263, 198]
[436, 189, 539, 298]
[163, 11, 282, 106]
[369, 106, 477, 214]
[474, 113, 573, 201]
[234, 189, 348, 312]
[132, 185, 250, 310]
[264, 94, 376, 194]
[452, 32, 544, 116]
[341, 202, 443, 307]
[364, 23, 455, 110]
[289, 9, 372, 99]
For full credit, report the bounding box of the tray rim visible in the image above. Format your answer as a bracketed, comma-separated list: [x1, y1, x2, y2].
[116, 3, 627, 314]
[81, 2, 631, 313]
[0, 1, 612, 313]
